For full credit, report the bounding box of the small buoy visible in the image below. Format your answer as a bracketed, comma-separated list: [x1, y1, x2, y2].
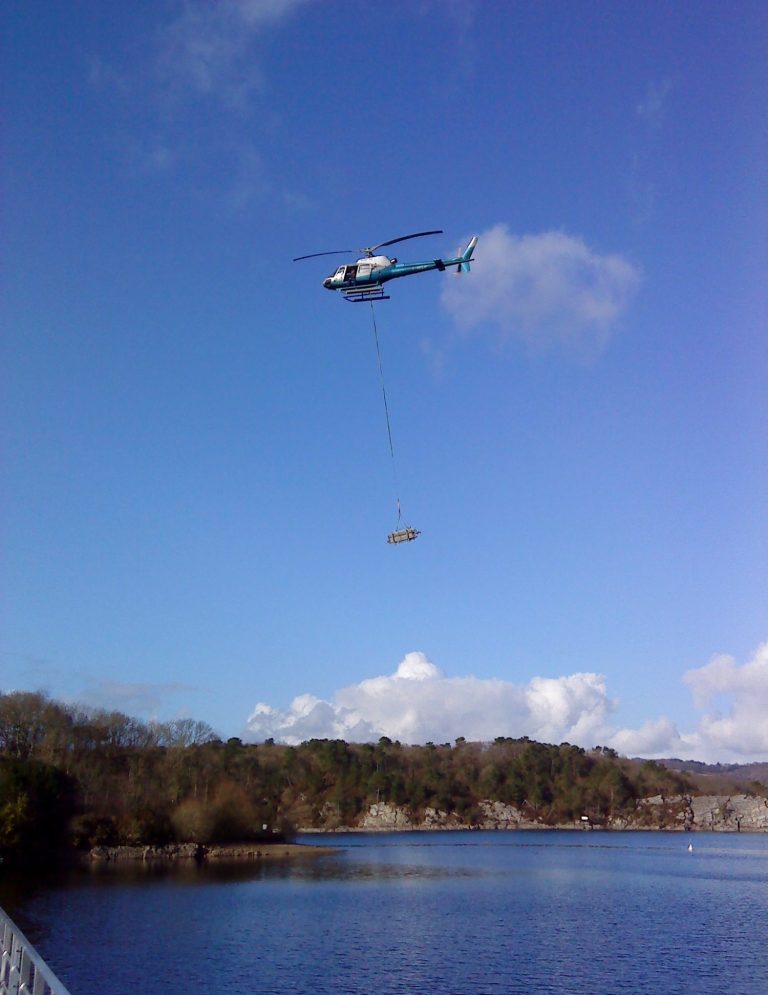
[688, 843, 694, 852]
[387, 527, 421, 544]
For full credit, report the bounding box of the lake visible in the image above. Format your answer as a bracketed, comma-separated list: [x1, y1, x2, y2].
[2, 830, 767, 994]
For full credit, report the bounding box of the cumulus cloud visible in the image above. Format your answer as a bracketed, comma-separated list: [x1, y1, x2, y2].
[683, 646, 768, 707]
[611, 717, 690, 758]
[681, 642, 768, 757]
[245, 643, 768, 762]
[440, 224, 642, 354]
[612, 642, 768, 762]
[245, 651, 616, 746]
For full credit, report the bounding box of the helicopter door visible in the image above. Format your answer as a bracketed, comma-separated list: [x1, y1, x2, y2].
[357, 262, 372, 281]
[344, 264, 358, 282]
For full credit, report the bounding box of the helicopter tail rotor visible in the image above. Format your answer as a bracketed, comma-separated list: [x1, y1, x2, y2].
[456, 235, 478, 273]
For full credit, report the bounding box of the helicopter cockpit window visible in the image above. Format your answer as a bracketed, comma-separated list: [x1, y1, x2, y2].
[334, 266, 345, 277]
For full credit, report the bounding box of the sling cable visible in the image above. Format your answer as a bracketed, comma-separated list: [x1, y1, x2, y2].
[369, 302, 420, 544]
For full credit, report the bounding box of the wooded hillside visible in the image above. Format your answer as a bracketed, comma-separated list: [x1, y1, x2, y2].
[1, 691, 764, 862]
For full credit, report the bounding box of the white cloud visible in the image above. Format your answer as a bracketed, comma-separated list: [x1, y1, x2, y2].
[682, 642, 768, 758]
[440, 224, 642, 354]
[683, 645, 768, 707]
[612, 643, 768, 762]
[245, 650, 615, 746]
[611, 717, 689, 758]
[245, 643, 768, 762]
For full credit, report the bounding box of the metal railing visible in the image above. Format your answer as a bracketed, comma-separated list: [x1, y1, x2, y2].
[1, 906, 71, 995]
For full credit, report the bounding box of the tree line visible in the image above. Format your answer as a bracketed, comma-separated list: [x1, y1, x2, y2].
[0, 690, 745, 864]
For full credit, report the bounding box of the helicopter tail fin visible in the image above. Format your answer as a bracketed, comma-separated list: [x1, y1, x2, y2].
[458, 235, 478, 273]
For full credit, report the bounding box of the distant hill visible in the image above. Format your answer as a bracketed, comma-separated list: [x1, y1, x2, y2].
[655, 758, 768, 786]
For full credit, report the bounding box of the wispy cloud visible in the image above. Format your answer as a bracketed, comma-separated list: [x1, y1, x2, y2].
[636, 79, 673, 128]
[440, 224, 642, 356]
[91, 0, 311, 205]
[75, 679, 203, 720]
[1, 652, 206, 724]
[244, 643, 768, 763]
[155, 0, 311, 110]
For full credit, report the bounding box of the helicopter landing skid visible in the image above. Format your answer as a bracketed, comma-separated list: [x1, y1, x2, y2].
[343, 284, 390, 302]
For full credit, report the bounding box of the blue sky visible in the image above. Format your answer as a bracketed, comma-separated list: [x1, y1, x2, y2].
[3, 1, 766, 761]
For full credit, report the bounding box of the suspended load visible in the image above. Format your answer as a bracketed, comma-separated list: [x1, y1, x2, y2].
[387, 527, 421, 545]
[367, 304, 422, 546]
[293, 228, 479, 543]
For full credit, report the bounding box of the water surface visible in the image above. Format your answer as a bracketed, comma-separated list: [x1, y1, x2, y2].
[3, 831, 767, 994]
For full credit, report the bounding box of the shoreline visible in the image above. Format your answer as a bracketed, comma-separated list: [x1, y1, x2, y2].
[78, 792, 768, 861]
[298, 823, 767, 834]
[78, 817, 768, 864]
[83, 841, 337, 864]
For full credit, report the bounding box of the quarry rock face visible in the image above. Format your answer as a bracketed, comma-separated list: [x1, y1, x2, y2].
[687, 794, 768, 831]
[477, 801, 545, 829]
[358, 802, 415, 830]
[341, 794, 768, 833]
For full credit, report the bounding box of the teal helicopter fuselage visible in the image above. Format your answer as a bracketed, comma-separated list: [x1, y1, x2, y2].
[323, 235, 478, 301]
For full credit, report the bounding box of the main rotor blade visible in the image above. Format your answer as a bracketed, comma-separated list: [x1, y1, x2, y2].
[370, 230, 443, 252]
[293, 250, 354, 262]
[294, 230, 443, 260]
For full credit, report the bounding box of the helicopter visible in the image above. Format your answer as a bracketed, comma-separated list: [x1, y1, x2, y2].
[293, 230, 478, 302]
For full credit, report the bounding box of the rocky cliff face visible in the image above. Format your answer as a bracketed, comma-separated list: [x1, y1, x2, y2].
[316, 800, 571, 832]
[693, 794, 768, 830]
[639, 794, 768, 832]
[357, 802, 416, 830]
[307, 794, 768, 833]
[352, 800, 537, 831]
